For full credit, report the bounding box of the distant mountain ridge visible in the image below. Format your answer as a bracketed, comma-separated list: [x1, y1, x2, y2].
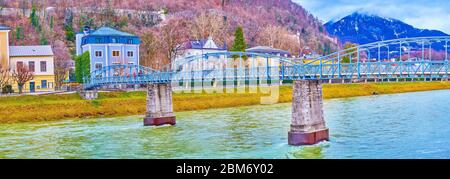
[325, 12, 449, 45]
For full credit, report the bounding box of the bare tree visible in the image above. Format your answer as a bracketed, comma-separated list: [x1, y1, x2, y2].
[52, 40, 71, 90]
[19, 0, 29, 16]
[0, 0, 5, 14]
[0, 64, 10, 91]
[140, 30, 160, 68]
[256, 24, 300, 56]
[159, 18, 188, 70]
[189, 11, 225, 43]
[12, 64, 34, 94]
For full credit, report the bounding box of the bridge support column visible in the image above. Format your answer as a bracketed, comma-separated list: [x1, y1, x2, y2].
[144, 84, 176, 126]
[288, 80, 329, 146]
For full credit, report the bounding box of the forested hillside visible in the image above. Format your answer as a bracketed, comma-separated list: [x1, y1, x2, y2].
[0, 0, 338, 68]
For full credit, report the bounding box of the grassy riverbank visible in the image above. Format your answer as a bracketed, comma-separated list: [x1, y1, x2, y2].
[1, 81, 450, 124]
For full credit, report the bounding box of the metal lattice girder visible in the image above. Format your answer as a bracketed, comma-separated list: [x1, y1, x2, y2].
[83, 37, 450, 89]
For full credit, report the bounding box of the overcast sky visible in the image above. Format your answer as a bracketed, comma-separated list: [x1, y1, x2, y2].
[293, 0, 450, 34]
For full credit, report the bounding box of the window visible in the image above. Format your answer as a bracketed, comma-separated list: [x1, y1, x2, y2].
[111, 38, 117, 43]
[127, 51, 134, 57]
[127, 39, 133, 44]
[128, 62, 134, 65]
[48, 82, 53, 89]
[28, 61, 35, 72]
[40, 61, 47, 72]
[95, 51, 103, 57]
[41, 80, 47, 89]
[16, 61, 23, 68]
[112, 51, 120, 57]
[95, 63, 103, 70]
[96, 38, 102, 43]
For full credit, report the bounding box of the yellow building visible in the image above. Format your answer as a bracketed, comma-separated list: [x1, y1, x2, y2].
[302, 59, 334, 65]
[0, 25, 10, 69]
[9, 46, 55, 92]
[0, 25, 55, 93]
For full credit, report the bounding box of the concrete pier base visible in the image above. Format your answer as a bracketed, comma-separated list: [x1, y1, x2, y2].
[144, 83, 176, 126]
[289, 80, 329, 146]
[289, 129, 329, 145]
[144, 116, 176, 126]
[79, 90, 98, 100]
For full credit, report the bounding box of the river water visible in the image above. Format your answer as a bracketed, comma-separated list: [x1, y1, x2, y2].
[0, 90, 449, 159]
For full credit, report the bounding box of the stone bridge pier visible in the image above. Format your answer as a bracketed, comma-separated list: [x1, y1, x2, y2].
[144, 83, 176, 126]
[289, 80, 329, 145]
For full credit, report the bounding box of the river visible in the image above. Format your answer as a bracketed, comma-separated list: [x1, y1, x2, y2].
[0, 90, 449, 159]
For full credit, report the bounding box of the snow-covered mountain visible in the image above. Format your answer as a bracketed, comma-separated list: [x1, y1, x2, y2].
[325, 12, 448, 45]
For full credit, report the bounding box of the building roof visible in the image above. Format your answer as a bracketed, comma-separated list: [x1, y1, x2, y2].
[0, 25, 10, 30]
[185, 38, 227, 50]
[89, 27, 136, 37]
[187, 39, 209, 49]
[79, 26, 140, 46]
[9, 45, 54, 57]
[246, 46, 290, 56]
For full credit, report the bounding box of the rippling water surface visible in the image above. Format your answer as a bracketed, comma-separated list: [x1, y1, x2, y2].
[0, 90, 449, 159]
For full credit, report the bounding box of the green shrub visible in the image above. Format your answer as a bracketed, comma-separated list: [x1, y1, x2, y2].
[2, 85, 14, 94]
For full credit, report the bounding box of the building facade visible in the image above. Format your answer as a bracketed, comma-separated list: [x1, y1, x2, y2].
[9, 46, 55, 92]
[76, 27, 140, 72]
[180, 37, 227, 59]
[244, 46, 292, 68]
[174, 37, 227, 72]
[0, 25, 55, 93]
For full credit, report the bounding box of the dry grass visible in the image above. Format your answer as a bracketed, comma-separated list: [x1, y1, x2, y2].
[322, 82, 450, 99]
[1, 81, 450, 124]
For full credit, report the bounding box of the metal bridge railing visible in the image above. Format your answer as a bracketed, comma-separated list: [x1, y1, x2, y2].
[82, 38, 450, 89]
